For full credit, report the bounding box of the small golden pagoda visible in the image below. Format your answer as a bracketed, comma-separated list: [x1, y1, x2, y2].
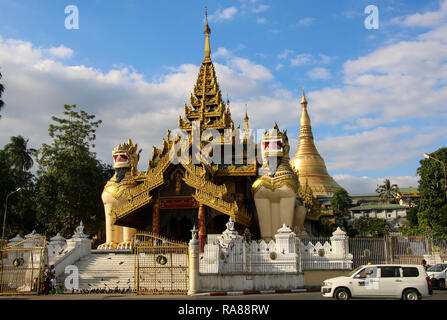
[290, 90, 342, 196]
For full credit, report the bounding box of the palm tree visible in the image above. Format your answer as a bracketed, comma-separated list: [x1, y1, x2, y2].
[376, 179, 400, 203]
[0, 71, 4, 117]
[4, 136, 36, 171]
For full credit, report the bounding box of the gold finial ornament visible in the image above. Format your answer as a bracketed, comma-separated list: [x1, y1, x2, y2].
[301, 87, 307, 105]
[204, 7, 211, 62]
[300, 88, 311, 126]
[290, 89, 342, 196]
[244, 104, 249, 134]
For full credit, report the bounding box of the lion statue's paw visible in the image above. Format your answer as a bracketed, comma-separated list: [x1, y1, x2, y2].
[117, 241, 133, 250]
[97, 242, 118, 250]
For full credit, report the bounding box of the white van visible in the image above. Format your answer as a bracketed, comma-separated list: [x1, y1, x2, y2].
[321, 264, 433, 300]
[427, 263, 447, 288]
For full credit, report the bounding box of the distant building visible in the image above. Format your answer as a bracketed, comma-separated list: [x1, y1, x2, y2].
[348, 203, 409, 231]
[396, 186, 419, 207]
[316, 187, 420, 232]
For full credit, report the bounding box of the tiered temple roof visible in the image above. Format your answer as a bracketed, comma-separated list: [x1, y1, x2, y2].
[178, 18, 234, 132]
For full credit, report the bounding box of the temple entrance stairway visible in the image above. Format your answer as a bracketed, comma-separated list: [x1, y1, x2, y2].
[58, 251, 135, 292]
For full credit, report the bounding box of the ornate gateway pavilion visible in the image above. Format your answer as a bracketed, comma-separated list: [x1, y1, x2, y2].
[98, 16, 341, 252]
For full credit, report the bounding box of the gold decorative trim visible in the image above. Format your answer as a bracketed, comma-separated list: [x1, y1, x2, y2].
[215, 164, 258, 176]
[112, 193, 153, 224]
[252, 174, 299, 195]
[183, 170, 227, 198]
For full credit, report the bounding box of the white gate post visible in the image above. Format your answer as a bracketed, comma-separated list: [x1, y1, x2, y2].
[188, 226, 200, 295]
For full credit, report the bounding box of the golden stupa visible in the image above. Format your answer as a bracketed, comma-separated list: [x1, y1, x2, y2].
[290, 90, 342, 196]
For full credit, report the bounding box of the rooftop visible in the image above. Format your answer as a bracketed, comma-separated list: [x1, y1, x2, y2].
[349, 203, 409, 211]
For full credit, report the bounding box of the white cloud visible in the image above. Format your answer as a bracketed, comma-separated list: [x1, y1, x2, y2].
[290, 53, 313, 66]
[231, 57, 273, 81]
[333, 174, 419, 194]
[253, 4, 269, 14]
[212, 47, 231, 59]
[47, 45, 73, 59]
[393, 0, 447, 27]
[208, 7, 238, 22]
[342, 10, 363, 19]
[319, 54, 334, 64]
[278, 49, 294, 60]
[257, 17, 267, 24]
[298, 17, 315, 26]
[316, 126, 447, 171]
[307, 67, 331, 80]
[288, 53, 334, 68]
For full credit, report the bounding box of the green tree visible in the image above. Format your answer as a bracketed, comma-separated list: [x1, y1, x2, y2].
[34, 104, 113, 238]
[0, 145, 37, 240]
[4, 136, 36, 171]
[352, 216, 389, 236]
[331, 188, 352, 216]
[376, 179, 400, 203]
[416, 147, 447, 236]
[406, 205, 419, 226]
[0, 71, 4, 117]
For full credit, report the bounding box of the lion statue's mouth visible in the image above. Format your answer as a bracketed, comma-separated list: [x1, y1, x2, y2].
[113, 152, 130, 166]
[263, 138, 284, 158]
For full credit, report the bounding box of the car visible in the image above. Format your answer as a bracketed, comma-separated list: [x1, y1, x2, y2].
[427, 263, 447, 289]
[321, 264, 432, 300]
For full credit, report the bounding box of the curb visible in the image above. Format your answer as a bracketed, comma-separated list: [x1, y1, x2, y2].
[193, 287, 320, 296]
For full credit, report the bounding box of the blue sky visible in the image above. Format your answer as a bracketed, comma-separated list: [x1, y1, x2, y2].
[1, 0, 446, 192]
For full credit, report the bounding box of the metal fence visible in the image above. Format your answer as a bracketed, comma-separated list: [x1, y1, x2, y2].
[300, 235, 447, 270]
[349, 237, 389, 268]
[0, 236, 47, 295]
[299, 237, 334, 271]
[134, 232, 189, 295]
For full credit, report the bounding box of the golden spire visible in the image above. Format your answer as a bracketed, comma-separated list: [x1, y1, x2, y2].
[204, 7, 211, 62]
[301, 87, 307, 104]
[300, 88, 311, 126]
[178, 12, 233, 132]
[244, 104, 249, 133]
[290, 88, 342, 196]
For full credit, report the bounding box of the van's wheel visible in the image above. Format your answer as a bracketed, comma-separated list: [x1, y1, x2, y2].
[439, 279, 445, 289]
[402, 289, 420, 300]
[334, 288, 350, 300]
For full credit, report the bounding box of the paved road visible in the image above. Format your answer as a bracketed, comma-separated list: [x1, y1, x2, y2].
[1, 289, 446, 300]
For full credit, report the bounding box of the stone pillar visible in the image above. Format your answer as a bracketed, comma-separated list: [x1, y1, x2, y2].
[48, 233, 67, 262]
[152, 200, 160, 235]
[69, 222, 92, 256]
[274, 224, 296, 254]
[188, 226, 200, 295]
[198, 203, 206, 253]
[330, 227, 348, 259]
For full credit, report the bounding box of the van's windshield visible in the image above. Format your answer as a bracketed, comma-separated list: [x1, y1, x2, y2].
[427, 264, 447, 272]
[348, 266, 364, 277]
